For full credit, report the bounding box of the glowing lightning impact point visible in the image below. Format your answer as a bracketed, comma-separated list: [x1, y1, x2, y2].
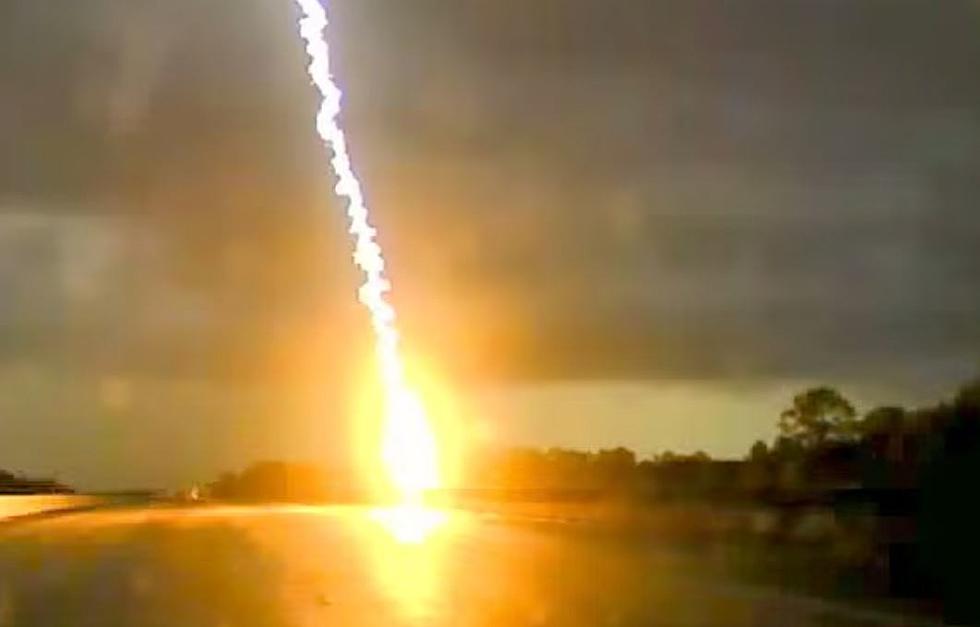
[293, 0, 440, 503]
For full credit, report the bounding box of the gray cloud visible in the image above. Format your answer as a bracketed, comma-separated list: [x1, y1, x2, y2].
[0, 0, 977, 390]
[336, 0, 980, 386]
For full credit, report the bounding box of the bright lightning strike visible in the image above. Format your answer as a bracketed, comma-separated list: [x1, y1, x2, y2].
[293, 0, 440, 503]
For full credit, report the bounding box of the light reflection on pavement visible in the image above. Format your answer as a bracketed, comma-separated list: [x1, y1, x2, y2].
[0, 506, 931, 627]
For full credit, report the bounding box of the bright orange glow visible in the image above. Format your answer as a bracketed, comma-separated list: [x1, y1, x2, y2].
[360, 506, 461, 622]
[370, 505, 448, 544]
[352, 354, 470, 503]
[380, 385, 441, 503]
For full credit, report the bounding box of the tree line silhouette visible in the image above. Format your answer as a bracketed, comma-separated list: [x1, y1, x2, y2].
[449, 380, 979, 502]
[209, 378, 979, 620]
[0, 470, 73, 495]
[208, 378, 980, 521]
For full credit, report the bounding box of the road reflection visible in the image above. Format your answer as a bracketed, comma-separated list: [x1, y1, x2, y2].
[362, 506, 457, 623]
[0, 505, 922, 626]
[369, 505, 449, 544]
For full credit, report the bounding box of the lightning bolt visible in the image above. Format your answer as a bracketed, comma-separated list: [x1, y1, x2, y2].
[293, 0, 439, 502]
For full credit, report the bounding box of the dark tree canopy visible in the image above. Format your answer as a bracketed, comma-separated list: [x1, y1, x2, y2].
[778, 386, 857, 448]
[748, 440, 769, 462]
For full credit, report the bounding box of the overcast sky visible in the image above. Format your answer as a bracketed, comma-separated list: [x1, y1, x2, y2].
[1, 0, 977, 488]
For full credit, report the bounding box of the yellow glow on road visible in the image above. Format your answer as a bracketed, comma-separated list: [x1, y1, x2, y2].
[361, 506, 460, 622]
[370, 505, 448, 544]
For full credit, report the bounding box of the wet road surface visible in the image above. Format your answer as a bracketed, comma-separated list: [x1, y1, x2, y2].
[0, 505, 934, 626]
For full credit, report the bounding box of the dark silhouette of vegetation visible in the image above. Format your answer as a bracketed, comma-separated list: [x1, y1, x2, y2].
[0, 469, 73, 494]
[460, 378, 980, 622]
[208, 461, 333, 502]
[207, 378, 979, 621]
[778, 386, 858, 448]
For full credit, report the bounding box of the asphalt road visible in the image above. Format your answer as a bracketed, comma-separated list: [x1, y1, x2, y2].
[0, 505, 935, 627]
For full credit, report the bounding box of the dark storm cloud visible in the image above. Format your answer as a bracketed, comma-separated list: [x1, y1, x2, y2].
[0, 0, 367, 382]
[335, 0, 980, 384]
[1, 0, 978, 386]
